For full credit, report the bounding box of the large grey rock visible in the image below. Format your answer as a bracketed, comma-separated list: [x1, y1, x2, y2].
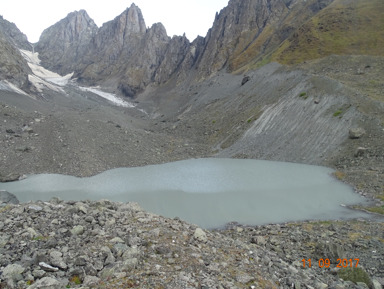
[83, 275, 100, 287]
[49, 250, 67, 269]
[372, 280, 383, 289]
[193, 228, 208, 243]
[0, 173, 21, 183]
[70, 225, 84, 235]
[2, 264, 25, 284]
[349, 127, 366, 139]
[0, 190, 19, 204]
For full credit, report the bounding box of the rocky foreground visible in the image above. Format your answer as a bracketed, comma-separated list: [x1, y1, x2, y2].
[0, 195, 383, 289]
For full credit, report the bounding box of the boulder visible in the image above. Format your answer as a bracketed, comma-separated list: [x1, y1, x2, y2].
[349, 128, 366, 139]
[355, 147, 368, 157]
[193, 228, 208, 243]
[0, 173, 21, 182]
[2, 264, 25, 284]
[0, 190, 19, 204]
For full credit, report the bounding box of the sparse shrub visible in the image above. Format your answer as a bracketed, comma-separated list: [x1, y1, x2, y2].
[366, 205, 384, 215]
[334, 171, 346, 180]
[299, 92, 308, 99]
[69, 276, 82, 285]
[338, 267, 372, 287]
[333, 110, 343, 117]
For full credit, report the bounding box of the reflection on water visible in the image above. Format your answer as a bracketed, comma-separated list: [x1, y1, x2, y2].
[0, 158, 371, 228]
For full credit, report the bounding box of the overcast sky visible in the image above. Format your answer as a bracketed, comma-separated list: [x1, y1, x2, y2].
[1, 0, 229, 43]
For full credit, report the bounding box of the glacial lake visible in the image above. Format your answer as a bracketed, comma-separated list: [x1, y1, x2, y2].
[0, 158, 373, 228]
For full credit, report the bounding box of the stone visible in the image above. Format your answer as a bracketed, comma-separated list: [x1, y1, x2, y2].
[0, 173, 21, 182]
[113, 243, 129, 257]
[315, 282, 328, 289]
[241, 76, 250, 86]
[32, 269, 46, 278]
[49, 250, 67, 269]
[110, 237, 125, 244]
[28, 277, 63, 289]
[356, 282, 370, 289]
[26, 227, 40, 238]
[0, 234, 10, 248]
[101, 246, 115, 265]
[355, 147, 368, 157]
[236, 273, 254, 284]
[70, 225, 85, 235]
[2, 264, 25, 283]
[22, 126, 34, 134]
[122, 258, 139, 270]
[372, 280, 383, 289]
[28, 205, 43, 211]
[0, 190, 19, 204]
[39, 262, 59, 272]
[194, 228, 208, 243]
[98, 265, 117, 279]
[349, 128, 366, 139]
[122, 246, 140, 261]
[83, 275, 100, 287]
[251, 236, 267, 246]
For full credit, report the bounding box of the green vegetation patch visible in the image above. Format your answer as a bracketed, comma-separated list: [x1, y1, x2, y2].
[299, 92, 309, 99]
[333, 110, 343, 117]
[338, 267, 372, 287]
[365, 205, 384, 215]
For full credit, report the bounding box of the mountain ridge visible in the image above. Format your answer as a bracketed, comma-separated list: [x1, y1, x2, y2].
[34, 0, 342, 96]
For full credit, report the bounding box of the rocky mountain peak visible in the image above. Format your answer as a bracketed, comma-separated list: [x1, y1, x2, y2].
[121, 3, 147, 35]
[35, 10, 98, 74]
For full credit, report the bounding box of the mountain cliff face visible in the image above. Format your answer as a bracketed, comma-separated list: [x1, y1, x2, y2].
[35, 10, 98, 75]
[0, 17, 31, 89]
[32, 0, 382, 97]
[0, 16, 31, 50]
[76, 4, 196, 97]
[195, 0, 290, 77]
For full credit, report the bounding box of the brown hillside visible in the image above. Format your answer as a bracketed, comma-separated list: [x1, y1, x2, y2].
[272, 0, 384, 64]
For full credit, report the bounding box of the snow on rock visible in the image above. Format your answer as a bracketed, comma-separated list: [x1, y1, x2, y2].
[79, 86, 135, 108]
[16, 50, 137, 109]
[0, 80, 29, 96]
[19, 49, 73, 92]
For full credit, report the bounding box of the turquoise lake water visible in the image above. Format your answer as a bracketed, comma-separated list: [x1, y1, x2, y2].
[0, 158, 371, 228]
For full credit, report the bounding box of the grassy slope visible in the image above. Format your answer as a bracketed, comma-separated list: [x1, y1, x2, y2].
[228, 0, 337, 72]
[271, 0, 384, 64]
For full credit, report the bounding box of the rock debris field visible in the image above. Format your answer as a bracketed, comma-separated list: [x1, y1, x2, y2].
[0, 197, 383, 289]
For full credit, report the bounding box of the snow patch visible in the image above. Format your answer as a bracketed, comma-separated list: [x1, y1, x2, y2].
[28, 74, 65, 93]
[79, 86, 135, 108]
[0, 80, 29, 96]
[19, 49, 73, 90]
